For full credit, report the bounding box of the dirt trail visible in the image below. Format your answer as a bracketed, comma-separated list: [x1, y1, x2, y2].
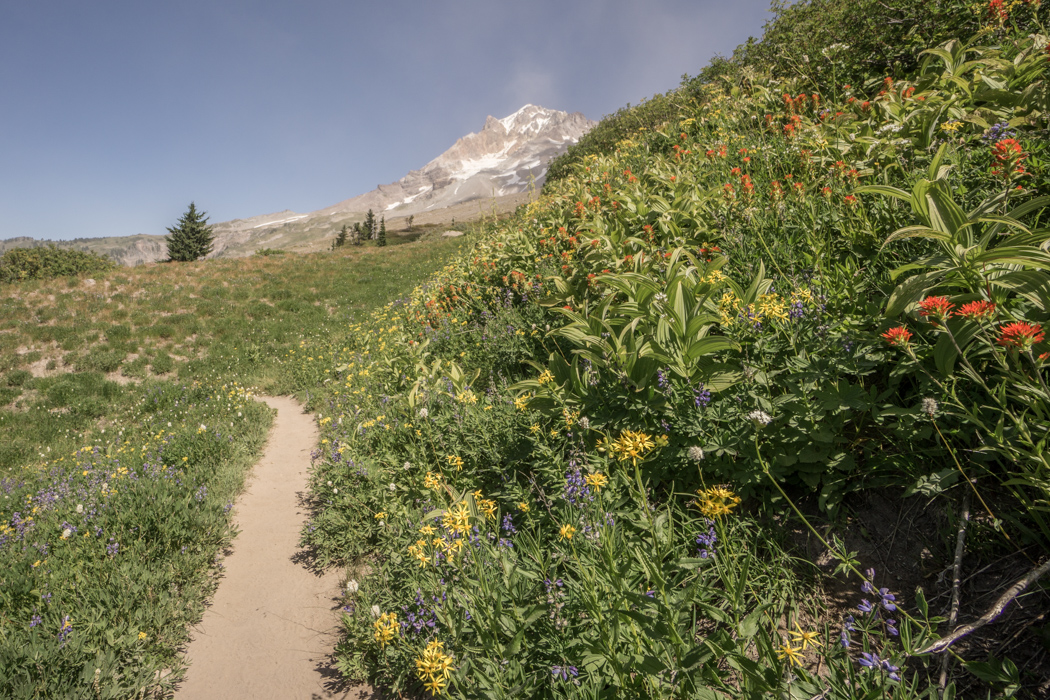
[176, 396, 371, 700]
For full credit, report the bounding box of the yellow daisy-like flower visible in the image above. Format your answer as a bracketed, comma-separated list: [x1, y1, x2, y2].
[611, 430, 655, 464]
[423, 472, 443, 490]
[514, 394, 531, 411]
[373, 612, 399, 647]
[445, 455, 464, 471]
[478, 498, 498, 521]
[419, 524, 436, 535]
[374, 511, 387, 520]
[537, 369, 555, 385]
[455, 390, 478, 405]
[694, 486, 741, 518]
[584, 472, 608, 492]
[518, 501, 531, 512]
[789, 623, 821, 651]
[559, 524, 576, 540]
[775, 640, 804, 667]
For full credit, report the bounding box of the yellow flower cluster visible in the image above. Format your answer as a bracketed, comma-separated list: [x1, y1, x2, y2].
[414, 639, 455, 695]
[559, 524, 576, 540]
[373, 612, 399, 647]
[455, 390, 477, 405]
[611, 430, 655, 464]
[441, 502, 471, 535]
[694, 486, 742, 518]
[445, 455, 464, 471]
[407, 538, 430, 567]
[537, 369, 555, 385]
[514, 394, 531, 411]
[585, 472, 608, 492]
[424, 472, 443, 490]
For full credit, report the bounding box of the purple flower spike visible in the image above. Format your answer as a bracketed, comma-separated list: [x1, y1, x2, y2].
[858, 651, 880, 668]
[858, 599, 874, 613]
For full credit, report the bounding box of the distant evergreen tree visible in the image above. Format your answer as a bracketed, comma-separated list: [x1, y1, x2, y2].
[350, 222, 363, 246]
[333, 224, 348, 249]
[166, 202, 214, 262]
[377, 216, 387, 247]
[363, 209, 377, 241]
[407, 215, 415, 230]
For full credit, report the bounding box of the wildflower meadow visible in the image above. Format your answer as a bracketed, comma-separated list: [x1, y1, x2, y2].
[293, 1, 1050, 697]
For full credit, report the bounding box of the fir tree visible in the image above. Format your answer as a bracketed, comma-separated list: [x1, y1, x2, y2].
[333, 224, 348, 249]
[363, 209, 376, 240]
[378, 216, 387, 247]
[166, 202, 215, 262]
[350, 222, 363, 246]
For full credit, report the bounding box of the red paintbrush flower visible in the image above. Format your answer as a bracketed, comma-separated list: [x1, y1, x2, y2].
[918, 296, 955, 320]
[997, 321, 1045, 349]
[954, 300, 996, 320]
[882, 326, 913, 348]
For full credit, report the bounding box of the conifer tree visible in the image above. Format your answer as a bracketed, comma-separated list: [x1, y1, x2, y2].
[363, 209, 376, 241]
[350, 222, 363, 246]
[378, 216, 387, 247]
[166, 202, 215, 262]
[334, 224, 348, 249]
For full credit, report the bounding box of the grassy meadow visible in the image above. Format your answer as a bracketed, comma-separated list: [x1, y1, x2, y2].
[0, 236, 467, 697]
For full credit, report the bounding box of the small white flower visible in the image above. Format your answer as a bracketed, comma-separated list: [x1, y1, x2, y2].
[403, 461, 412, 470]
[578, 417, 590, 430]
[688, 446, 705, 462]
[747, 409, 772, 426]
[345, 579, 359, 594]
[61, 528, 72, 539]
[327, 481, 332, 487]
[76, 504, 83, 514]
[199, 424, 206, 431]
[418, 408, 429, 419]
[389, 483, 397, 492]
[370, 604, 382, 618]
[332, 488, 338, 494]
[921, 397, 938, 417]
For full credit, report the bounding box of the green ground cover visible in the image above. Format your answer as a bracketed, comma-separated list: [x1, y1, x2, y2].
[291, 2, 1050, 698]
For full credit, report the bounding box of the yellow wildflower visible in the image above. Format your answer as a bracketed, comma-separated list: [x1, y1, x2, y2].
[559, 524, 576, 540]
[373, 612, 399, 647]
[584, 473, 608, 492]
[537, 369, 555, 385]
[445, 455, 464, 471]
[694, 486, 741, 518]
[611, 430, 655, 464]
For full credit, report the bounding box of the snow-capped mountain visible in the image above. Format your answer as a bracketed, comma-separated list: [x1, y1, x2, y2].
[315, 104, 595, 218]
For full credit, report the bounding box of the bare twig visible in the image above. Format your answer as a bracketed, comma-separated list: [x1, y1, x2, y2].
[939, 491, 970, 695]
[918, 556, 1050, 655]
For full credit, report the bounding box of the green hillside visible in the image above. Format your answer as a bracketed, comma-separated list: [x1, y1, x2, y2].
[291, 1, 1050, 697]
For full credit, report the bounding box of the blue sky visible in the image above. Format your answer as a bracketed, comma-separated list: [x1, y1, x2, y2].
[0, 1, 774, 241]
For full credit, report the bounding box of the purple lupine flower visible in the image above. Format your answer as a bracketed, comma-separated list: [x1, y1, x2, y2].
[858, 651, 880, 668]
[551, 665, 579, 681]
[693, 383, 711, 408]
[29, 614, 42, 628]
[501, 514, 517, 534]
[858, 599, 874, 614]
[881, 659, 901, 682]
[695, 519, 718, 559]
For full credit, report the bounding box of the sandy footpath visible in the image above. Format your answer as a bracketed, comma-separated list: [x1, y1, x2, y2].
[176, 396, 372, 700]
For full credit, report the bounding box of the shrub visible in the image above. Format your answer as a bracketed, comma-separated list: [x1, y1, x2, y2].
[0, 245, 116, 284]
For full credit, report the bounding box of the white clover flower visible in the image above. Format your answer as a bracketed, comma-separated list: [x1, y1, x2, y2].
[403, 461, 412, 470]
[345, 579, 359, 594]
[747, 409, 772, 426]
[76, 504, 83, 514]
[389, 483, 397, 492]
[370, 604, 381, 617]
[332, 488, 339, 494]
[418, 408, 429, 419]
[578, 417, 590, 430]
[327, 481, 332, 487]
[688, 446, 705, 462]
